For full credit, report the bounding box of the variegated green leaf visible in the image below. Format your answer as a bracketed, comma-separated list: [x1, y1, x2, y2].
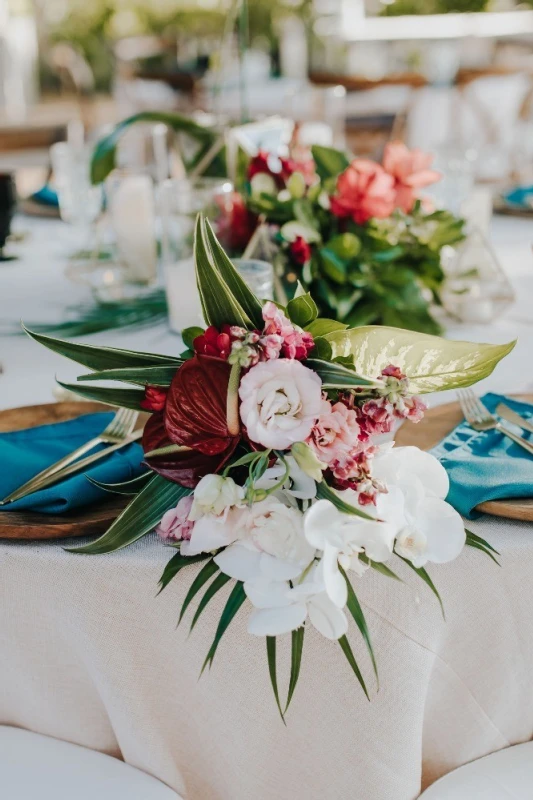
[57, 380, 145, 410]
[86, 472, 152, 495]
[305, 358, 375, 389]
[324, 326, 515, 394]
[77, 364, 181, 387]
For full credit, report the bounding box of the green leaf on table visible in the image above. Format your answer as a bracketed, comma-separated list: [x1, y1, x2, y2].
[179, 559, 220, 623]
[311, 145, 350, 180]
[316, 481, 374, 521]
[341, 567, 378, 687]
[285, 626, 305, 714]
[305, 358, 375, 389]
[203, 218, 264, 329]
[266, 637, 286, 723]
[190, 572, 231, 632]
[465, 529, 501, 566]
[57, 380, 146, 410]
[194, 215, 253, 329]
[68, 475, 190, 555]
[323, 326, 515, 394]
[24, 326, 181, 372]
[158, 552, 210, 594]
[201, 580, 247, 672]
[86, 472, 152, 495]
[399, 557, 445, 619]
[338, 635, 369, 700]
[286, 293, 318, 328]
[77, 364, 181, 387]
[305, 318, 348, 337]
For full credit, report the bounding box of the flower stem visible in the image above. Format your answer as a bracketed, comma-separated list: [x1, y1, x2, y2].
[227, 362, 241, 436]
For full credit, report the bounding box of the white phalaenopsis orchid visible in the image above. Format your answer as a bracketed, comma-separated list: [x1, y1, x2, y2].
[256, 455, 317, 503]
[371, 445, 466, 568]
[303, 499, 397, 608]
[239, 566, 348, 640]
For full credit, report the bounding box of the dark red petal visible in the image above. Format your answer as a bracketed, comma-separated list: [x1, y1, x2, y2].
[164, 355, 238, 456]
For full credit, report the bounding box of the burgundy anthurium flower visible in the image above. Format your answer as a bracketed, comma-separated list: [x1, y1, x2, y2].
[142, 355, 240, 488]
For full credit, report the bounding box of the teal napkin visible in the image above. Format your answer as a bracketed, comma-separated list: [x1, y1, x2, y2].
[502, 185, 533, 210]
[30, 185, 59, 208]
[431, 393, 533, 519]
[0, 412, 144, 514]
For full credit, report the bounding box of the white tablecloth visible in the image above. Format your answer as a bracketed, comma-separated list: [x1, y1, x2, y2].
[0, 216, 532, 800]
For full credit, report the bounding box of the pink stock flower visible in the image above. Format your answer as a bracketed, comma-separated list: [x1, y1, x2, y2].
[358, 398, 395, 437]
[397, 395, 427, 423]
[382, 140, 441, 214]
[307, 398, 362, 466]
[156, 495, 194, 542]
[330, 159, 396, 225]
[260, 301, 314, 361]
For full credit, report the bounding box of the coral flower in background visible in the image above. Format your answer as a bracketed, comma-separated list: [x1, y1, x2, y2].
[216, 192, 257, 253]
[330, 159, 396, 225]
[289, 236, 312, 265]
[382, 140, 441, 214]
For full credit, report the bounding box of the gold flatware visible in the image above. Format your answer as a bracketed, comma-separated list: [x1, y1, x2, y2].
[458, 389, 533, 457]
[0, 428, 143, 505]
[0, 408, 138, 505]
[496, 402, 533, 436]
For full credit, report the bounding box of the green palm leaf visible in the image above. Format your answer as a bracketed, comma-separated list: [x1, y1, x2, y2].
[341, 567, 378, 687]
[158, 552, 209, 594]
[87, 472, 152, 495]
[285, 626, 305, 713]
[338, 635, 369, 700]
[57, 380, 146, 410]
[190, 572, 232, 633]
[316, 481, 374, 520]
[179, 560, 220, 623]
[266, 636, 286, 723]
[399, 557, 445, 619]
[201, 581, 247, 673]
[77, 364, 181, 387]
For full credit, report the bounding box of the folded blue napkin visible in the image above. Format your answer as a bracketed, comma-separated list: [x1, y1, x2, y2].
[431, 393, 533, 519]
[30, 185, 59, 208]
[502, 185, 533, 210]
[0, 412, 144, 514]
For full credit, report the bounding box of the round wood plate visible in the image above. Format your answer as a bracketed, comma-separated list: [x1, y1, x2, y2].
[0, 402, 132, 540]
[395, 395, 533, 522]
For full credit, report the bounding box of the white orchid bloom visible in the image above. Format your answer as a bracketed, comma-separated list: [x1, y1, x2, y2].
[244, 567, 348, 640]
[372, 445, 465, 568]
[256, 455, 316, 503]
[304, 499, 397, 608]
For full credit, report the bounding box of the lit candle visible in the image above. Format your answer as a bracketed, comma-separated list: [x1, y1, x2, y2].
[109, 174, 157, 284]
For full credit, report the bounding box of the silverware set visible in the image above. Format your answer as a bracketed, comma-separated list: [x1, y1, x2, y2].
[457, 389, 533, 457]
[0, 408, 141, 506]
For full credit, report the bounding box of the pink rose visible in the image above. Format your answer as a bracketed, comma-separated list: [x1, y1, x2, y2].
[330, 159, 396, 225]
[307, 398, 362, 465]
[382, 140, 441, 214]
[156, 495, 194, 542]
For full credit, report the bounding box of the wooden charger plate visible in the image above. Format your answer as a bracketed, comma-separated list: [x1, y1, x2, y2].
[395, 395, 533, 522]
[0, 402, 136, 540]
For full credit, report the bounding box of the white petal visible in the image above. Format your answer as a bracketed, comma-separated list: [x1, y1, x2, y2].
[374, 446, 449, 500]
[419, 497, 466, 565]
[247, 604, 307, 636]
[285, 456, 317, 500]
[352, 520, 396, 563]
[304, 500, 344, 549]
[214, 543, 262, 580]
[259, 552, 305, 581]
[319, 543, 348, 608]
[244, 577, 291, 609]
[181, 514, 238, 556]
[308, 594, 348, 640]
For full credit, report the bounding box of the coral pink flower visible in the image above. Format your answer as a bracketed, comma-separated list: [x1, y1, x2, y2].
[290, 236, 312, 265]
[260, 301, 314, 361]
[382, 140, 441, 214]
[307, 399, 362, 466]
[156, 495, 194, 542]
[330, 159, 396, 225]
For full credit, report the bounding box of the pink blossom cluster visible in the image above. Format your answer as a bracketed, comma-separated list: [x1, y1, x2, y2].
[306, 365, 426, 506]
[261, 302, 314, 360]
[156, 495, 194, 542]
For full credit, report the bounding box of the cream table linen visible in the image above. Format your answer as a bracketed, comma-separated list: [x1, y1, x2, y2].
[0, 216, 532, 800]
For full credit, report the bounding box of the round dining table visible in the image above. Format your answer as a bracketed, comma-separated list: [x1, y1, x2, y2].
[0, 214, 532, 800]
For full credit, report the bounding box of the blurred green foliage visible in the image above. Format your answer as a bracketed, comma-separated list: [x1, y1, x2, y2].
[381, 0, 490, 14]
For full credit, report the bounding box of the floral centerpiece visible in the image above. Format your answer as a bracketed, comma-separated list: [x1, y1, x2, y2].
[224, 141, 465, 335]
[26, 216, 511, 719]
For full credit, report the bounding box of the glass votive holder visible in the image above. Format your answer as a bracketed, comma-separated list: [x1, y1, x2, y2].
[233, 258, 274, 301]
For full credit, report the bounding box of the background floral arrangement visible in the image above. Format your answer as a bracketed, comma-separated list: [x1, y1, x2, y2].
[26, 216, 511, 718]
[225, 141, 466, 335]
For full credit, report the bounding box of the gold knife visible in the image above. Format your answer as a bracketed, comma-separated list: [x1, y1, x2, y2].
[496, 403, 533, 436]
[0, 429, 143, 506]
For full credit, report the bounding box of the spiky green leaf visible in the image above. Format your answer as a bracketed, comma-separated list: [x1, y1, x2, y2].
[316, 481, 374, 521]
[341, 567, 378, 686]
[86, 472, 152, 495]
[179, 560, 220, 623]
[338, 635, 369, 700]
[266, 636, 286, 723]
[201, 581, 247, 672]
[57, 380, 145, 410]
[158, 552, 209, 594]
[285, 626, 305, 713]
[77, 364, 181, 387]
[190, 572, 232, 633]
[399, 557, 445, 619]
[305, 358, 375, 389]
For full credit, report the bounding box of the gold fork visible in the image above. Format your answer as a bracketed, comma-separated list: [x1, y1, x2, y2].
[0, 407, 139, 505]
[457, 389, 533, 457]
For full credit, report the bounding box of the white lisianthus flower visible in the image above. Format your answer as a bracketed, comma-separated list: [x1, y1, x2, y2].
[304, 499, 396, 608]
[239, 359, 322, 450]
[245, 567, 348, 640]
[372, 445, 465, 568]
[189, 474, 245, 522]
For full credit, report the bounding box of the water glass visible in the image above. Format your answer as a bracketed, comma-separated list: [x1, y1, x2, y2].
[233, 259, 274, 301]
[50, 142, 103, 247]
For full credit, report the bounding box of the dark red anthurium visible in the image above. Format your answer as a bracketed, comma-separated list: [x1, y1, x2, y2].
[142, 355, 240, 488]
